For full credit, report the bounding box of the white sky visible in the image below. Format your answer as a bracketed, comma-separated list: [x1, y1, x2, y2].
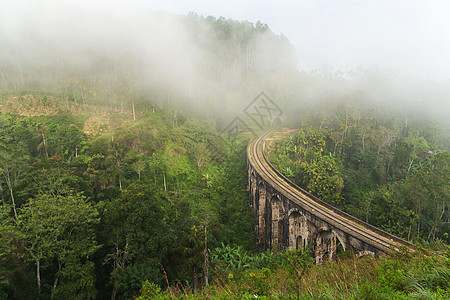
[145, 0, 450, 80]
[1, 0, 449, 81]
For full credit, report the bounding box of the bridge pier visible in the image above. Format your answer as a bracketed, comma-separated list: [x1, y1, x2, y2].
[271, 195, 284, 251]
[256, 181, 267, 251]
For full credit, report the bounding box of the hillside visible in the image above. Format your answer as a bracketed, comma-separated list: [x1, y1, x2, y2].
[0, 95, 258, 298]
[0, 10, 449, 300]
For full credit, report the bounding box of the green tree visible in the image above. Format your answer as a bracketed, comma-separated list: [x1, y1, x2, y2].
[46, 122, 87, 159]
[101, 183, 174, 299]
[404, 131, 430, 173]
[0, 140, 30, 218]
[269, 128, 344, 206]
[420, 152, 449, 240]
[17, 193, 99, 298]
[302, 155, 344, 206]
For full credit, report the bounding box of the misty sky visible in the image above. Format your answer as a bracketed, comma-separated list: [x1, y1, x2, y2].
[146, 0, 450, 81]
[1, 0, 449, 82]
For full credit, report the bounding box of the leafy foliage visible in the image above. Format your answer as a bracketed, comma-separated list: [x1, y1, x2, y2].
[0, 106, 255, 298]
[138, 243, 449, 299]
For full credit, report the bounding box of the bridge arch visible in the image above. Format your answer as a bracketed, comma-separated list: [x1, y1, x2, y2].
[288, 210, 311, 250]
[270, 194, 285, 251]
[333, 230, 347, 256]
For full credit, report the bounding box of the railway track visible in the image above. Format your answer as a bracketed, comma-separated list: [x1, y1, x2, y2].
[247, 128, 415, 254]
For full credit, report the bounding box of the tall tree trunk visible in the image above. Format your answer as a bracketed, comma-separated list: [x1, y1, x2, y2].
[1, 185, 5, 206]
[111, 242, 129, 300]
[36, 258, 41, 298]
[3, 173, 17, 219]
[42, 134, 49, 157]
[52, 260, 62, 295]
[203, 223, 209, 286]
[192, 266, 197, 292]
[428, 202, 445, 240]
[362, 130, 366, 153]
[407, 158, 414, 173]
[0, 70, 8, 88]
[163, 172, 167, 192]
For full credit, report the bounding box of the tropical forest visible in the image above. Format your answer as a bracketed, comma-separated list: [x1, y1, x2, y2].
[0, 3, 449, 300]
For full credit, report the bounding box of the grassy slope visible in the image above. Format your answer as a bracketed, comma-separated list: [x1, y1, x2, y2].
[139, 243, 449, 299]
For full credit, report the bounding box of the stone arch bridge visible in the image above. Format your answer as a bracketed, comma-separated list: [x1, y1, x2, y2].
[247, 129, 415, 263]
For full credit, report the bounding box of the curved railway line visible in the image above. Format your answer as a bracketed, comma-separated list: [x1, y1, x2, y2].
[247, 128, 415, 254]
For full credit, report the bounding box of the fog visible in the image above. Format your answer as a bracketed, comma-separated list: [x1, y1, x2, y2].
[0, 1, 201, 91]
[0, 0, 449, 126]
[146, 0, 450, 82]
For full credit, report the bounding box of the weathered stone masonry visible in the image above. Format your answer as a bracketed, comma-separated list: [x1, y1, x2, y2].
[248, 163, 384, 263]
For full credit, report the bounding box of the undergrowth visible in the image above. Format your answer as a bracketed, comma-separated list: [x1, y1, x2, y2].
[136, 241, 449, 299]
